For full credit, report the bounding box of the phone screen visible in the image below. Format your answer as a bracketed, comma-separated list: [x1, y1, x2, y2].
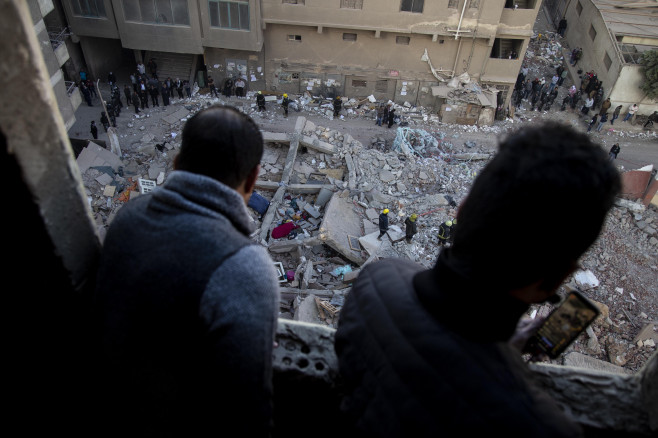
[529, 291, 600, 359]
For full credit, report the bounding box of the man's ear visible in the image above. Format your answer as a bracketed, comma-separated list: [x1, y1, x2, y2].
[239, 164, 260, 204]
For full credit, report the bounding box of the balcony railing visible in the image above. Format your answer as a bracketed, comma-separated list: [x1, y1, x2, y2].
[48, 26, 71, 50]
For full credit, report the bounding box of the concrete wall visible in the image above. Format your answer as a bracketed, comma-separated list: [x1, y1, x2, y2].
[200, 0, 263, 51]
[62, 0, 120, 39]
[563, 0, 657, 116]
[204, 47, 266, 93]
[610, 65, 658, 116]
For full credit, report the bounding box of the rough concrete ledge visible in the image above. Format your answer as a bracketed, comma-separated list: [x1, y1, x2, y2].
[273, 319, 657, 436]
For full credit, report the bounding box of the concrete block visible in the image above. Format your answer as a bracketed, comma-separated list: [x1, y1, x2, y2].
[76, 141, 123, 173]
[293, 295, 322, 325]
[148, 166, 164, 180]
[365, 208, 379, 222]
[304, 204, 321, 219]
[138, 178, 156, 194]
[315, 187, 334, 208]
[563, 352, 630, 374]
[358, 232, 382, 257]
[363, 218, 378, 235]
[387, 225, 406, 243]
[103, 185, 116, 197]
[319, 194, 366, 265]
[95, 173, 113, 186]
[162, 108, 190, 125]
[342, 269, 360, 284]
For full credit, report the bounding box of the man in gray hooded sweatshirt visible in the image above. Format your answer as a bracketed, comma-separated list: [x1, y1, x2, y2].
[94, 105, 279, 437]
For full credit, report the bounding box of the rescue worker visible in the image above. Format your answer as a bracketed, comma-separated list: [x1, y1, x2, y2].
[405, 214, 418, 244]
[333, 96, 342, 117]
[282, 93, 290, 117]
[438, 219, 454, 246]
[257, 91, 266, 111]
[377, 209, 389, 240]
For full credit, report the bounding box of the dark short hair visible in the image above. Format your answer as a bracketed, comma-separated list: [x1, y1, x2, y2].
[176, 105, 263, 189]
[451, 122, 620, 290]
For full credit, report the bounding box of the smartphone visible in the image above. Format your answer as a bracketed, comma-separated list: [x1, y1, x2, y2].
[527, 290, 600, 359]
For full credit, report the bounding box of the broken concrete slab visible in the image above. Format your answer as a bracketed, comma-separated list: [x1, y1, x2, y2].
[162, 108, 190, 125]
[148, 166, 164, 180]
[387, 225, 406, 243]
[95, 173, 114, 186]
[365, 208, 379, 222]
[263, 132, 290, 143]
[300, 136, 337, 154]
[315, 187, 334, 208]
[380, 169, 395, 183]
[304, 204, 321, 218]
[574, 269, 599, 290]
[363, 218, 378, 234]
[76, 141, 123, 173]
[319, 193, 366, 265]
[358, 231, 383, 257]
[633, 323, 658, 344]
[293, 295, 322, 324]
[563, 352, 630, 374]
[103, 185, 116, 197]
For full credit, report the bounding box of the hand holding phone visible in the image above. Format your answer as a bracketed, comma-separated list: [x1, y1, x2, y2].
[524, 290, 600, 359]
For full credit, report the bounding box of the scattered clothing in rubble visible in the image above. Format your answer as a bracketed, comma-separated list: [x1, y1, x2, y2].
[271, 220, 298, 239]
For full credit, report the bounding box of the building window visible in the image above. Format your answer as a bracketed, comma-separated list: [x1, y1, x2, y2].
[123, 0, 190, 25]
[448, 0, 458, 8]
[396, 36, 410, 45]
[209, 0, 249, 30]
[71, 0, 107, 18]
[576, 1, 583, 15]
[343, 33, 357, 41]
[341, 0, 363, 8]
[282, 0, 304, 4]
[352, 79, 367, 87]
[288, 34, 302, 42]
[490, 38, 522, 59]
[469, 0, 480, 8]
[401, 0, 424, 13]
[589, 24, 597, 41]
[505, 0, 536, 8]
[604, 52, 612, 71]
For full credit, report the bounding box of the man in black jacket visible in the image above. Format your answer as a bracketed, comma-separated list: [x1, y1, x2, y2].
[335, 122, 620, 437]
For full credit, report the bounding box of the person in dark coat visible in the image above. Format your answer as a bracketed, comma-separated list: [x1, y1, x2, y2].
[108, 71, 117, 87]
[184, 80, 191, 98]
[223, 77, 233, 97]
[256, 91, 266, 111]
[404, 214, 418, 243]
[90, 121, 98, 139]
[131, 91, 141, 114]
[437, 219, 454, 246]
[587, 114, 598, 132]
[333, 96, 342, 117]
[609, 143, 620, 161]
[94, 106, 279, 437]
[100, 112, 109, 131]
[176, 78, 184, 99]
[610, 105, 622, 125]
[281, 93, 290, 117]
[124, 84, 132, 103]
[377, 209, 389, 240]
[208, 77, 219, 98]
[387, 108, 396, 128]
[147, 58, 157, 78]
[334, 122, 621, 438]
[161, 83, 170, 106]
[81, 83, 92, 107]
[148, 85, 159, 107]
[558, 18, 567, 37]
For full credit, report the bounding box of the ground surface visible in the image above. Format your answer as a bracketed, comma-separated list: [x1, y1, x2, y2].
[69, 7, 656, 373]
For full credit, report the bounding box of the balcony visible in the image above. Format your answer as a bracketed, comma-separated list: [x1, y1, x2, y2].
[49, 27, 71, 67]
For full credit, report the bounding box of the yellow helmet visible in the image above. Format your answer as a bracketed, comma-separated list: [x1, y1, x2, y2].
[446, 220, 453, 227]
[383, 209, 389, 214]
[453, 219, 457, 225]
[410, 214, 418, 221]
[258, 91, 262, 94]
[283, 93, 288, 97]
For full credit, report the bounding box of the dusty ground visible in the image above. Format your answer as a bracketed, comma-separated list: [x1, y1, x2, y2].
[71, 8, 656, 373]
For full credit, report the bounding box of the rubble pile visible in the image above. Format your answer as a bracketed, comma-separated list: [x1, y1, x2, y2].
[77, 59, 656, 373]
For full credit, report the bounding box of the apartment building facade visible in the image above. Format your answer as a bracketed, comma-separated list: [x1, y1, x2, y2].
[544, 0, 658, 116]
[28, 0, 82, 130]
[60, 0, 540, 112]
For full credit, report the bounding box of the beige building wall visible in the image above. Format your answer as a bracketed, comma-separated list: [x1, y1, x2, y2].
[563, 0, 657, 116]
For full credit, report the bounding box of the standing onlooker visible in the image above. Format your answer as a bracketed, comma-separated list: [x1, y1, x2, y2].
[609, 143, 620, 161]
[548, 74, 559, 94]
[176, 78, 184, 99]
[376, 104, 385, 126]
[610, 105, 623, 125]
[623, 103, 639, 122]
[90, 121, 98, 140]
[149, 84, 160, 107]
[108, 71, 117, 87]
[387, 107, 396, 128]
[596, 113, 608, 132]
[137, 61, 145, 75]
[223, 77, 234, 97]
[147, 58, 157, 78]
[94, 106, 279, 437]
[100, 112, 109, 131]
[333, 96, 342, 117]
[130, 73, 138, 92]
[235, 77, 246, 98]
[558, 18, 567, 37]
[124, 84, 132, 104]
[184, 80, 191, 98]
[582, 96, 594, 115]
[208, 77, 219, 98]
[587, 114, 598, 132]
[599, 98, 611, 116]
[81, 83, 92, 107]
[131, 91, 141, 114]
[161, 82, 170, 106]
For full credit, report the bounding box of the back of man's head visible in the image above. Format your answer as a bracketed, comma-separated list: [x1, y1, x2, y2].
[451, 122, 620, 291]
[175, 105, 263, 189]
